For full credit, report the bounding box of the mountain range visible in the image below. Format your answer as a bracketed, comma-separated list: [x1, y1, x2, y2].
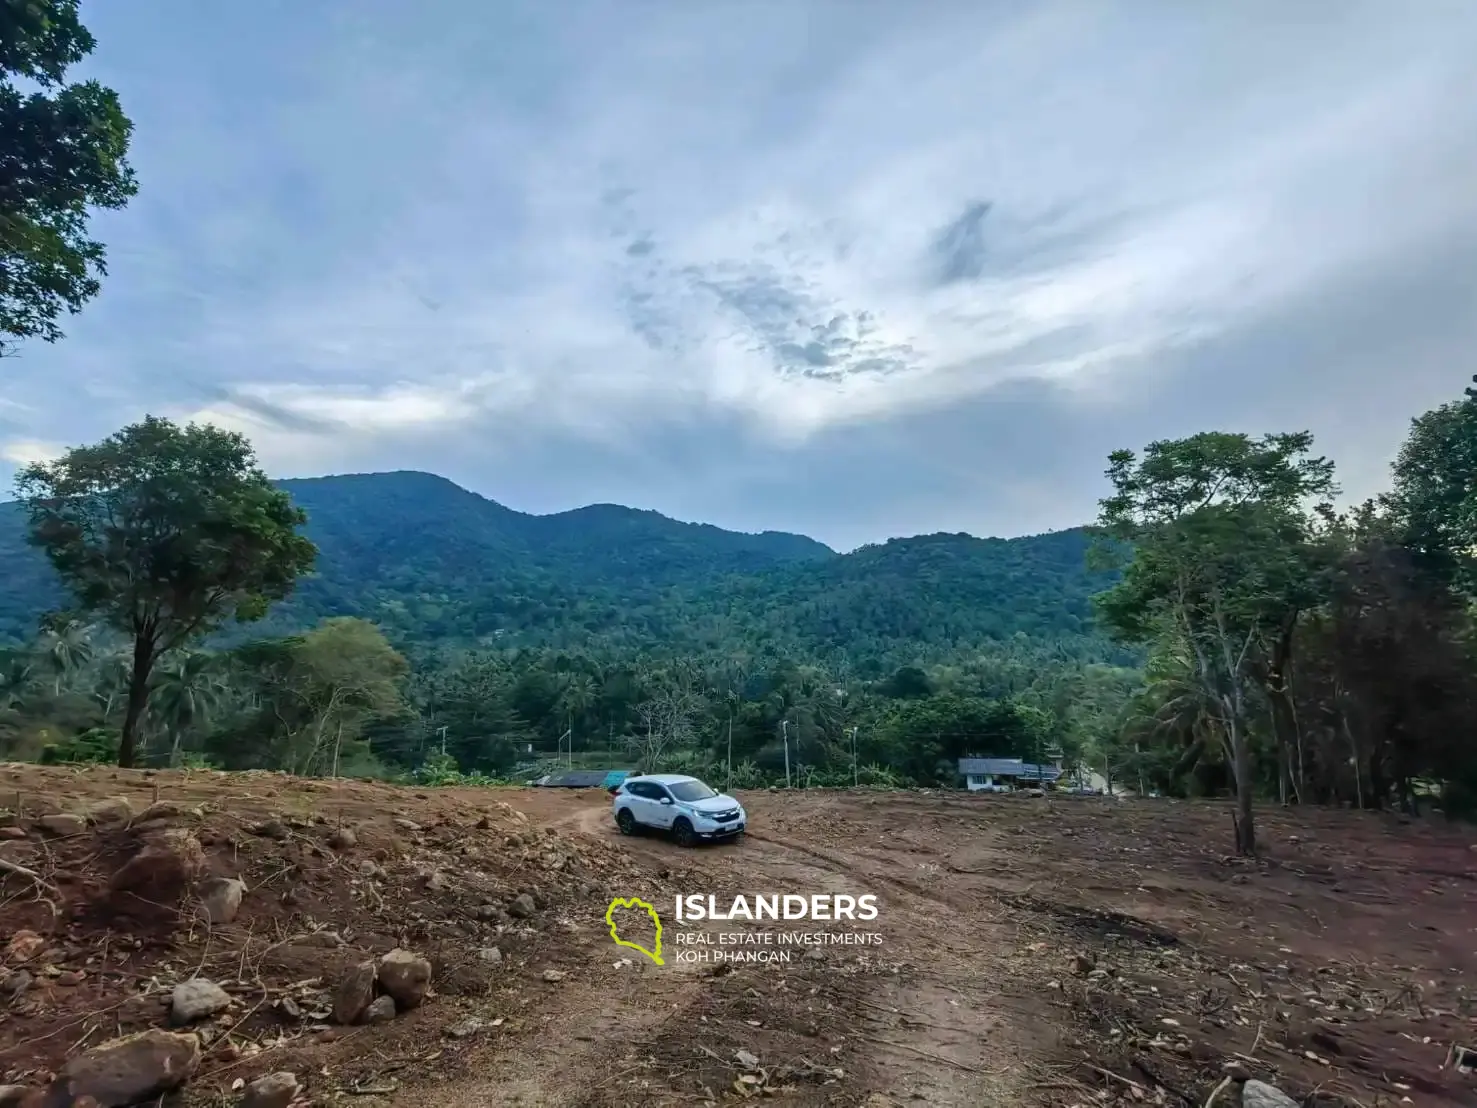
[0, 470, 1124, 668]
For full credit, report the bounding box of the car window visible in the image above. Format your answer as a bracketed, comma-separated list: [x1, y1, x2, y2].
[646, 784, 672, 802]
[668, 780, 717, 802]
[625, 782, 652, 799]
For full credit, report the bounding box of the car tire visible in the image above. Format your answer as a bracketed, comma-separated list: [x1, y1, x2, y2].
[672, 817, 696, 848]
[617, 808, 636, 836]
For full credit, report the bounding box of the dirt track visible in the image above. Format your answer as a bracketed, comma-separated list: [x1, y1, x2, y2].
[3, 770, 1474, 1106]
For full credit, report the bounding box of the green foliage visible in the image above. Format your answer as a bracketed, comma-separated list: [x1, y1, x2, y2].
[16, 416, 318, 765]
[0, 0, 138, 355]
[38, 725, 116, 764]
[1387, 379, 1477, 595]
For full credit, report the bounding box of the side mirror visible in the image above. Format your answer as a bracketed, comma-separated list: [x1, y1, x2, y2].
[660, 797, 674, 805]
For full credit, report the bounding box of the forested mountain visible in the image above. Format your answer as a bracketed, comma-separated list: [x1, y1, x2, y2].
[0, 470, 1123, 667]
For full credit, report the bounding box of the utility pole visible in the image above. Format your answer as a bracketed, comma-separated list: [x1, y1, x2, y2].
[848, 726, 860, 787]
[726, 715, 733, 792]
[557, 728, 573, 769]
[436, 726, 448, 757]
[781, 720, 791, 788]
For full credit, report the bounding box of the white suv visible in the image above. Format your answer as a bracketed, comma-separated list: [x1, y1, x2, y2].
[612, 774, 747, 846]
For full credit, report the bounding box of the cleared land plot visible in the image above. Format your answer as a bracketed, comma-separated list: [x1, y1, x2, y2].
[1, 767, 1472, 1106]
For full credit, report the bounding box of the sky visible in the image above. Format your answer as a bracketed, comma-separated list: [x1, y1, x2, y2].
[2, 1, 1476, 551]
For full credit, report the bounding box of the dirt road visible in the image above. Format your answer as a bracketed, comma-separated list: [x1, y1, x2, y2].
[3, 768, 1473, 1107]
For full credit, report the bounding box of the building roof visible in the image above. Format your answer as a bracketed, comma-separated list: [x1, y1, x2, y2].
[958, 757, 1062, 780]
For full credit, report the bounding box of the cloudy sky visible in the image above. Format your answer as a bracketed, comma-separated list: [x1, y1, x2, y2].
[3, 1, 1476, 550]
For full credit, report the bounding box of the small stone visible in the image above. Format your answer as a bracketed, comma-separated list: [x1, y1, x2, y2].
[508, 893, 537, 919]
[56, 970, 86, 986]
[378, 949, 433, 1009]
[393, 818, 421, 834]
[358, 860, 383, 878]
[328, 827, 357, 849]
[293, 929, 345, 948]
[3, 970, 33, 999]
[1072, 952, 1096, 975]
[333, 961, 377, 1025]
[0, 827, 27, 840]
[736, 1049, 760, 1068]
[5, 930, 45, 963]
[1241, 1080, 1300, 1108]
[133, 801, 181, 824]
[49, 1029, 201, 1106]
[198, 877, 246, 924]
[423, 870, 450, 892]
[478, 947, 503, 965]
[278, 996, 302, 1020]
[240, 1071, 301, 1108]
[446, 1018, 483, 1039]
[171, 978, 232, 1025]
[252, 819, 289, 839]
[541, 969, 565, 983]
[38, 813, 86, 837]
[364, 995, 397, 1024]
[475, 903, 501, 920]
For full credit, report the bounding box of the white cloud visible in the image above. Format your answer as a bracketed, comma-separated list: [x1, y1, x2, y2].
[0, 440, 65, 467]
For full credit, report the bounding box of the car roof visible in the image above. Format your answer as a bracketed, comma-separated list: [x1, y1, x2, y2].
[636, 774, 705, 785]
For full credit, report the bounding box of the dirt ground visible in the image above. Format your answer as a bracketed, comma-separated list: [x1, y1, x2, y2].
[2, 767, 1474, 1107]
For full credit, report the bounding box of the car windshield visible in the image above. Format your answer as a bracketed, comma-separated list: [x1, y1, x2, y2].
[669, 780, 718, 802]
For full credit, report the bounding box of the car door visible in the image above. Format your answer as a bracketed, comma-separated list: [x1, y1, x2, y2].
[627, 782, 662, 828]
[645, 783, 677, 829]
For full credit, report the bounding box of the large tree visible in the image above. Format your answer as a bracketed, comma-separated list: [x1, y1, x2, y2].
[1, 0, 138, 356]
[1386, 376, 1477, 595]
[1095, 431, 1336, 854]
[16, 416, 317, 766]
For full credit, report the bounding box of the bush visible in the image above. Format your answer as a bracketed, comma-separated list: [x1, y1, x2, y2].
[38, 727, 120, 765]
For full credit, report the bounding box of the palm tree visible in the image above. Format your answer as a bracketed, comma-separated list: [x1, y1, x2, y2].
[149, 652, 230, 766]
[36, 621, 93, 695]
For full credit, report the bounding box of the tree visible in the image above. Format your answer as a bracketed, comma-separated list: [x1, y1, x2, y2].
[1387, 377, 1477, 595]
[288, 618, 407, 776]
[1, 1, 138, 357]
[1095, 432, 1336, 854]
[16, 417, 318, 766]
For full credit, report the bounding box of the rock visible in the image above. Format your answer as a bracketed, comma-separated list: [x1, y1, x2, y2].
[364, 996, 397, 1025]
[38, 813, 86, 837]
[358, 860, 383, 878]
[478, 947, 503, 965]
[5, 930, 45, 963]
[240, 1072, 300, 1108]
[278, 996, 302, 1020]
[87, 797, 134, 825]
[327, 827, 357, 850]
[109, 830, 205, 905]
[332, 961, 377, 1025]
[171, 978, 232, 1025]
[393, 818, 421, 834]
[446, 1018, 483, 1039]
[132, 802, 180, 824]
[198, 877, 246, 925]
[251, 820, 289, 840]
[0, 827, 28, 840]
[526, 888, 549, 910]
[3, 970, 33, 999]
[47, 1029, 201, 1107]
[541, 969, 565, 983]
[423, 870, 450, 892]
[508, 893, 537, 919]
[804, 947, 825, 962]
[378, 949, 432, 1010]
[1072, 952, 1096, 975]
[56, 970, 86, 986]
[735, 1049, 760, 1068]
[475, 903, 501, 920]
[1241, 1080, 1300, 1108]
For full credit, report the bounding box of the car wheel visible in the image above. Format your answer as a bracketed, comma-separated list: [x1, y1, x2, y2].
[616, 808, 636, 836]
[672, 817, 696, 848]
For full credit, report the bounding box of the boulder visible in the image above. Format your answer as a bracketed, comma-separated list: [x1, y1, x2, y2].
[86, 797, 134, 825]
[364, 996, 396, 1024]
[332, 961, 377, 1025]
[132, 802, 180, 824]
[170, 979, 232, 1025]
[1241, 1081, 1299, 1108]
[38, 814, 86, 837]
[44, 1029, 200, 1107]
[327, 826, 357, 850]
[197, 877, 246, 925]
[378, 949, 432, 1010]
[108, 830, 205, 906]
[239, 1072, 300, 1108]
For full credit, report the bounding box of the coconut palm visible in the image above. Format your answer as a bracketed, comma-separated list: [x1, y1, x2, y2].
[149, 652, 230, 766]
[36, 620, 93, 695]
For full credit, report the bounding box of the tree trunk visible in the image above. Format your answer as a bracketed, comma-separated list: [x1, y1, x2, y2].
[119, 636, 156, 769]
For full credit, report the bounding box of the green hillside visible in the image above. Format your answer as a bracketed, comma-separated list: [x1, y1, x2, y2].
[0, 470, 1124, 666]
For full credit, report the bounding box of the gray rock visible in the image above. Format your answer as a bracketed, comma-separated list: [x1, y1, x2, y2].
[171, 978, 232, 1025]
[38, 813, 86, 837]
[364, 995, 397, 1024]
[508, 893, 537, 919]
[198, 877, 246, 924]
[446, 1018, 483, 1039]
[293, 929, 345, 948]
[1241, 1080, 1300, 1108]
[478, 946, 503, 965]
[48, 1029, 201, 1106]
[333, 961, 377, 1025]
[541, 969, 565, 983]
[378, 949, 432, 1009]
[87, 796, 135, 825]
[240, 1071, 301, 1108]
